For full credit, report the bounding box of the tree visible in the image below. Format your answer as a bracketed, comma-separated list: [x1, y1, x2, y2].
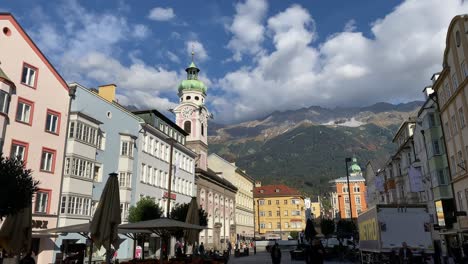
[304, 218, 318, 242]
[336, 219, 357, 240]
[128, 197, 163, 223]
[320, 218, 335, 238]
[0, 155, 39, 220]
[169, 202, 208, 239]
[289, 231, 299, 240]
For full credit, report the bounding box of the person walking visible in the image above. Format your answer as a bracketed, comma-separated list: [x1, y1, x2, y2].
[199, 242, 205, 256]
[399, 242, 413, 264]
[270, 242, 282, 264]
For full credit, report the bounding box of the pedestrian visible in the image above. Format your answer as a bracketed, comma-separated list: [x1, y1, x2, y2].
[19, 253, 35, 264]
[270, 242, 282, 264]
[399, 242, 413, 264]
[199, 242, 205, 256]
[227, 241, 232, 256]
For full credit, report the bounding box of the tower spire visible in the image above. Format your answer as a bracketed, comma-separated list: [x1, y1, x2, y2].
[191, 44, 195, 62]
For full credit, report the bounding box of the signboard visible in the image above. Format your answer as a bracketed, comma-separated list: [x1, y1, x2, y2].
[435, 200, 446, 227]
[163, 192, 176, 200]
[304, 198, 311, 209]
[358, 218, 378, 241]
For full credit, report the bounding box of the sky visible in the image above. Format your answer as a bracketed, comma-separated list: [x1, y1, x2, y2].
[2, 0, 468, 124]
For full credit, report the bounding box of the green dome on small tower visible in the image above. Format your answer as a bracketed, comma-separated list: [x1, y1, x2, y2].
[350, 157, 361, 174]
[178, 52, 207, 96]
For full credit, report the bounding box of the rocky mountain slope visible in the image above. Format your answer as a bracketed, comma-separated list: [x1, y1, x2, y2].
[208, 101, 423, 195]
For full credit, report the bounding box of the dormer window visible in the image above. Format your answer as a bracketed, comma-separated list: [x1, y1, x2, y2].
[260, 190, 264, 194]
[275, 189, 280, 193]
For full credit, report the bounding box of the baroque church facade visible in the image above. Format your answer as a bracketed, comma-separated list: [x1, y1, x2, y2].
[173, 56, 238, 250]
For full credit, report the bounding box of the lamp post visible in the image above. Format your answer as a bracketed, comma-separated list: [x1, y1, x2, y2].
[345, 157, 353, 219]
[278, 206, 282, 240]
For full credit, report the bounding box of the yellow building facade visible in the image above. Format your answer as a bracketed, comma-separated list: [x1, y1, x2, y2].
[254, 182, 305, 240]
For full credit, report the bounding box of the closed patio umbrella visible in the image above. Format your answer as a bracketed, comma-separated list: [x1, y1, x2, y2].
[0, 202, 32, 254]
[90, 172, 121, 263]
[184, 197, 200, 245]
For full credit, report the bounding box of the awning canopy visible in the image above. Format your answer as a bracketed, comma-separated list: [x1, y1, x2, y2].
[35, 223, 151, 237]
[119, 218, 207, 236]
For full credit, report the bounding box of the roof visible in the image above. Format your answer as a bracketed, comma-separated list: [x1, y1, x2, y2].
[196, 167, 238, 192]
[0, 66, 15, 88]
[253, 184, 302, 198]
[330, 175, 366, 184]
[133, 109, 188, 136]
[0, 13, 68, 92]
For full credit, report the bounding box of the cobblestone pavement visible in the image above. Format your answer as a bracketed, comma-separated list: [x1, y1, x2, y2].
[228, 251, 353, 264]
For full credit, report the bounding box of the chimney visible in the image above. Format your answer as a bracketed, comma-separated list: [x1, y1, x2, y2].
[98, 84, 117, 102]
[255, 181, 262, 187]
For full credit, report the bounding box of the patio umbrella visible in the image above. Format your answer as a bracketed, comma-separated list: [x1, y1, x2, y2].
[304, 218, 317, 242]
[184, 197, 200, 245]
[0, 202, 32, 254]
[90, 172, 121, 262]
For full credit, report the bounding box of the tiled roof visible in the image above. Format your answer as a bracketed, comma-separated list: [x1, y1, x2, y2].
[196, 167, 238, 192]
[254, 184, 302, 198]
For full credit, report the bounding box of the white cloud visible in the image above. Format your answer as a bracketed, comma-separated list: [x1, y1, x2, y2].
[344, 19, 356, 32]
[215, 0, 468, 123]
[29, 0, 182, 111]
[167, 51, 180, 63]
[148, 7, 175, 21]
[132, 24, 150, 38]
[186, 40, 208, 62]
[226, 0, 268, 61]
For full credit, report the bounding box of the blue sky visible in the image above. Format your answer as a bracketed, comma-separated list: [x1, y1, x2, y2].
[2, 0, 468, 123]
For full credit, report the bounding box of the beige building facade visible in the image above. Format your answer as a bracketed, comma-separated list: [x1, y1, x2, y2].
[208, 154, 255, 241]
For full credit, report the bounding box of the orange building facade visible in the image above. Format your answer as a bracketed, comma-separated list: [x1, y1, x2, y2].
[330, 158, 368, 219]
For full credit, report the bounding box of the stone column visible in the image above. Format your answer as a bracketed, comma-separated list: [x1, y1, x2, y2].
[213, 222, 222, 251]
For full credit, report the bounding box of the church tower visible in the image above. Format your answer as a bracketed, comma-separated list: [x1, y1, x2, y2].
[174, 52, 210, 170]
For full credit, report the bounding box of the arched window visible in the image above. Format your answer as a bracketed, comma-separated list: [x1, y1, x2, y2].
[184, 121, 191, 134]
[201, 123, 204, 136]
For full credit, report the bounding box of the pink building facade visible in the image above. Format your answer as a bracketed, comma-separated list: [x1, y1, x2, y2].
[0, 14, 70, 264]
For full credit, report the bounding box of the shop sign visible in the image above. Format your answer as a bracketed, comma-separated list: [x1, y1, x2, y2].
[163, 192, 176, 200]
[435, 200, 446, 227]
[32, 220, 48, 229]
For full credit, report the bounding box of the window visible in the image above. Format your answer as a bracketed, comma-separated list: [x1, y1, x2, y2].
[268, 211, 272, 216]
[342, 187, 348, 193]
[458, 151, 465, 170]
[35, 190, 49, 213]
[276, 200, 279, 205]
[268, 200, 272, 205]
[259, 211, 265, 217]
[292, 210, 301, 216]
[276, 211, 280, 216]
[267, 223, 272, 229]
[201, 123, 204, 136]
[0, 91, 9, 113]
[40, 148, 55, 172]
[458, 191, 464, 210]
[344, 196, 350, 203]
[355, 196, 361, 205]
[260, 223, 266, 229]
[10, 140, 28, 161]
[446, 83, 452, 97]
[438, 169, 448, 185]
[292, 199, 300, 204]
[61, 196, 91, 216]
[445, 122, 451, 139]
[460, 108, 466, 128]
[354, 186, 360, 193]
[453, 73, 459, 89]
[284, 200, 288, 205]
[285, 222, 289, 228]
[21, 64, 37, 87]
[259, 200, 265, 205]
[451, 155, 456, 175]
[45, 110, 60, 134]
[452, 116, 458, 135]
[433, 140, 441, 155]
[284, 210, 288, 216]
[64, 157, 94, 179]
[428, 113, 436, 127]
[277, 222, 281, 229]
[120, 141, 134, 157]
[16, 98, 33, 124]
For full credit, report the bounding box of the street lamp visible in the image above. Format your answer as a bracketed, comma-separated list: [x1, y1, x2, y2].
[278, 206, 282, 240]
[345, 157, 353, 219]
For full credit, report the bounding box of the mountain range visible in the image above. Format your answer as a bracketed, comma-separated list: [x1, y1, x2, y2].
[207, 101, 424, 195]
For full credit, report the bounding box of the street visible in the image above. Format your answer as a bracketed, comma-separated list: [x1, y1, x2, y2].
[228, 251, 353, 264]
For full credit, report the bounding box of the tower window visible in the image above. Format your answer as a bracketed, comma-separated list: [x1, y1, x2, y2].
[184, 121, 191, 134]
[180, 97, 183, 102]
[201, 123, 204, 136]
[195, 96, 199, 101]
[186, 96, 191, 100]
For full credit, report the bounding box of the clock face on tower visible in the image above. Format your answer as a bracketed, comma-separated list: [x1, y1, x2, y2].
[181, 106, 193, 118]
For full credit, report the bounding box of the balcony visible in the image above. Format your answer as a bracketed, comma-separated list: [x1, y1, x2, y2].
[433, 185, 453, 200]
